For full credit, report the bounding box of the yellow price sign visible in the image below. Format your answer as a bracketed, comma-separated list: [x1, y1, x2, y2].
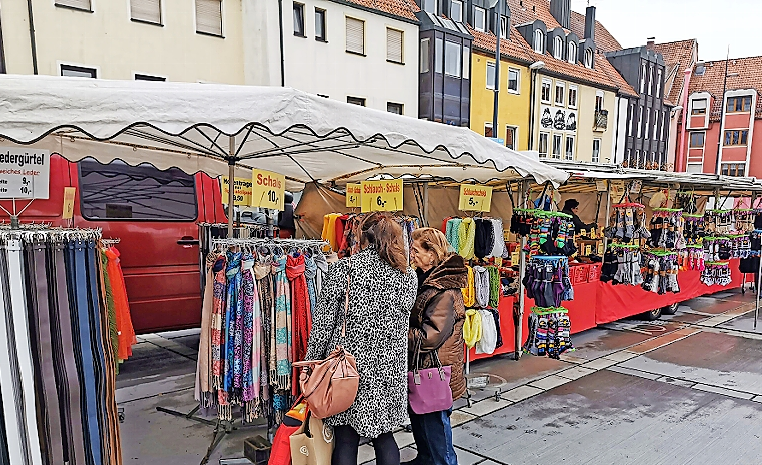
[62, 187, 76, 219]
[221, 176, 253, 205]
[346, 183, 361, 208]
[458, 184, 493, 212]
[360, 179, 403, 213]
[251, 169, 286, 210]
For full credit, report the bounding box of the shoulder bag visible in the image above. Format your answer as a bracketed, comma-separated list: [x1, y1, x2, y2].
[407, 337, 453, 415]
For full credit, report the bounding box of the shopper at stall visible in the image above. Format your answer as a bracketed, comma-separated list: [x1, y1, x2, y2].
[406, 228, 468, 465]
[305, 212, 418, 465]
[562, 199, 597, 234]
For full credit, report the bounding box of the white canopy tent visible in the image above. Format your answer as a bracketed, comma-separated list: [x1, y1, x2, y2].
[0, 75, 568, 198]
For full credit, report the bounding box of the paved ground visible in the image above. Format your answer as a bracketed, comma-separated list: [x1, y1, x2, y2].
[117, 286, 762, 464]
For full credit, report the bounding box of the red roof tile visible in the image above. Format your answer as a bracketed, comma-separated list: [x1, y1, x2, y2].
[340, 0, 419, 21]
[652, 39, 698, 106]
[687, 55, 762, 121]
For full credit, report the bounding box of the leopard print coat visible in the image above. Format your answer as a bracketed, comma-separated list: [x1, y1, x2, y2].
[305, 247, 417, 438]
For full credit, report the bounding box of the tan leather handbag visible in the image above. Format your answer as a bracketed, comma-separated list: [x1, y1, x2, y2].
[293, 273, 359, 419]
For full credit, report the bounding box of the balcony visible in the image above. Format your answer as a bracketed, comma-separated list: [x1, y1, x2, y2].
[593, 110, 608, 132]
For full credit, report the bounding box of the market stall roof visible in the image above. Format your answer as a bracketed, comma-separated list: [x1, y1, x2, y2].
[0, 75, 569, 190]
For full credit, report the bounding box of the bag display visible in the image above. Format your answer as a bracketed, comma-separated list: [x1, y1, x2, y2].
[268, 402, 308, 465]
[290, 412, 335, 465]
[407, 340, 453, 415]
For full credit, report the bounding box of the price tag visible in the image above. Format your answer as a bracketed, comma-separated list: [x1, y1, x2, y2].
[62, 187, 76, 219]
[346, 183, 361, 208]
[609, 181, 625, 202]
[360, 179, 403, 213]
[0, 147, 50, 199]
[458, 184, 493, 212]
[595, 180, 608, 192]
[251, 169, 286, 210]
[221, 176, 253, 205]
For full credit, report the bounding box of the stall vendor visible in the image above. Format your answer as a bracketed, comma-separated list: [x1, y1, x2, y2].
[562, 199, 597, 234]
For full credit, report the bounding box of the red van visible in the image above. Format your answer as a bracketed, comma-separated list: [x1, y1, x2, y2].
[0, 154, 228, 334]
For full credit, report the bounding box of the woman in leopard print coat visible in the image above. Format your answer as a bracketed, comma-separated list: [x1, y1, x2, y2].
[305, 213, 418, 465]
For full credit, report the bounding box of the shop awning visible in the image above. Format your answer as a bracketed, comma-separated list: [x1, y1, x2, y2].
[0, 75, 569, 190]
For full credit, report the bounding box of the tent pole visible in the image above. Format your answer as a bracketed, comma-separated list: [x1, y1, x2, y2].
[756, 191, 761, 331]
[422, 183, 430, 227]
[515, 180, 528, 361]
[228, 136, 236, 236]
[601, 184, 612, 256]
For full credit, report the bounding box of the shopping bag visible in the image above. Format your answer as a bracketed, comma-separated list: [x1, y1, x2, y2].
[289, 412, 335, 465]
[268, 402, 309, 465]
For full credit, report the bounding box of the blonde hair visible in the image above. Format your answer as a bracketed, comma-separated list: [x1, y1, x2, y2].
[411, 227, 451, 267]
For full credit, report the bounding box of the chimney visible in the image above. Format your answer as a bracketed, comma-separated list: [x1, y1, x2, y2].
[647, 37, 655, 50]
[550, 0, 571, 29]
[584, 6, 595, 40]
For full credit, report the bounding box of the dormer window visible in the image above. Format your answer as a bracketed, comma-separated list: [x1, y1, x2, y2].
[450, 0, 462, 22]
[474, 6, 486, 31]
[500, 16, 508, 37]
[567, 41, 577, 64]
[553, 36, 563, 60]
[584, 48, 593, 68]
[422, 0, 437, 14]
[533, 29, 544, 53]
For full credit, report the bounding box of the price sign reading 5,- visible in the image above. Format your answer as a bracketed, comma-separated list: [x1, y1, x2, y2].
[251, 169, 286, 210]
[458, 184, 493, 212]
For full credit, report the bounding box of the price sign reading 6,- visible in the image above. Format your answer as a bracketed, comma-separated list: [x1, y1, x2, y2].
[360, 179, 403, 213]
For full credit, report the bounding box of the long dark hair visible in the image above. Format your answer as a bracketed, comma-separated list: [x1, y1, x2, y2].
[360, 213, 408, 273]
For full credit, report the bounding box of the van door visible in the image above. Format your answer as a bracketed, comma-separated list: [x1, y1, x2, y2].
[75, 159, 202, 333]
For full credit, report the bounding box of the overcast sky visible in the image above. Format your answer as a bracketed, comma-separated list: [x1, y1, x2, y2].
[569, 0, 762, 61]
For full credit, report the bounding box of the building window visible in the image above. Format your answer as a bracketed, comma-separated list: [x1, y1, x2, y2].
[584, 49, 593, 68]
[347, 96, 366, 106]
[538, 132, 549, 158]
[552, 134, 562, 159]
[420, 38, 430, 73]
[435, 37, 443, 73]
[656, 69, 662, 98]
[422, 0, 437, 14]
[721, 163, 746, 177]
[541, 79, 552, 103]
[595, 93, 604, 112]
[462, 45, 470, 79]
[474, 7, 486, 32]
[507, 68, 520, 94]
[724, 129, 749, 146]
[653, 112, 659, 140]
[444, 40, 461, 77]
[387, 28, 404, 64]
[634, 150, 640, 168]
[592, 138, 601, 163]
[690, 132, 705, 148]
[567, 41, 577, 64]
[131, 0, 161, 24]
[505, 126, 517, 150]
[135, 73, 166, 81]
[293, 3, 305, 37]
[648, 65, 654, 95]
[644, 110, 650, 139]
[533, 29, 544, 53]
[727, 96, 753, 113]
[450, 0, 463, 22]
[484, 123, 493, 138]
[564, 135, 574, 160]
[691, 99, 707, 115]
[628, 104, 635, 136]
[553, 36, 563, 60]
[662, 111, 668, 140]
[568, 85, 578, 108]
[61, 64, 97, 78]
[196, 0, 223, 36]
[486, 62, 496, 90]
[55, 0, 91, 11]
[387, 102, 403, 114]
[637, 106, 643, 138]
[555, 82, 565, 106]
[640, 62, 646, 93]
[315, 8, 326, 41]
[500, 16, 508, 38]
[346, 17, 365, 55]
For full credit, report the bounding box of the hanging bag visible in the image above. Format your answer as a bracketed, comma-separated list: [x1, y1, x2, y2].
[293, 268, 359, 419]
[407, 338, 453, 415]
[289, 411, 335, 465]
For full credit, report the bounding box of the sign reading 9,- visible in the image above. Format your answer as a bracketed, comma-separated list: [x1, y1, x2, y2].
[458, 184, 493, 212]
[360, 179, 403, 213]
[251, 169, 285, 210]
[346, 183, 362, 208]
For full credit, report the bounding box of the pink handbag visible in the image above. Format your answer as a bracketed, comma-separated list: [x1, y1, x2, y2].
[407, 340, 453, 415]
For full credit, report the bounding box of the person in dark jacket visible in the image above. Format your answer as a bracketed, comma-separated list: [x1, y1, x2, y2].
[406, 227, 468, 465]
[562, 198, 597, 234]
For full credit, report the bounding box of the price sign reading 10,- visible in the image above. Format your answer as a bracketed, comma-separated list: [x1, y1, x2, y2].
[458, 184, 493, 212]
[251, 169, 286, 210]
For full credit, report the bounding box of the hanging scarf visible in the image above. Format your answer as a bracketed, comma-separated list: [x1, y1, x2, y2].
[488, 266, 501, 308]
[241, 255, 260, 421]
[314, 251, 329, 293]
[475, 309, 497, 355]
[287, 253, 311, 373]
[221, 252, 243, 416]
[105, 247, 136, 361]
[254, 257, 274, 422]
[304, 255, 318, 319]
[490, 219, 506, 258]
[458, 218, 476, 260]
[461, 266, 476, 307]
[99, 250, 119, 369]
[474, 219, 493, 259]
[210, 255, 227, 395]
[446, 218, 462, 253]
[197, 253, 217, 407]
[473, 266, 490, 308]
[463, 309, 482, 349]
[271, 256, 292, 390]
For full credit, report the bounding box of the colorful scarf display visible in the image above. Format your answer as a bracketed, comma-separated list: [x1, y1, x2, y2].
[104, 247, 136, 362]
[286, 253, 311, 377]
[458, 218, 476, 260]
[462, 266, 476, 307]
[488, 266, 501, 308]
[271, 256, 292, 390]
[211, 256, 227, 394]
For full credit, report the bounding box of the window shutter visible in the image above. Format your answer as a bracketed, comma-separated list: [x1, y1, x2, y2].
[196, 0, 223, 36]
[346, 17, 364, 54]
[386, 28, 403, 63]
[55, 0, 91, 10]
[131, 0, 161, 24]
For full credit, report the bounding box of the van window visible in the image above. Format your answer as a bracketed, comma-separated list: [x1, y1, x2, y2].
[79, 159, 197, 221]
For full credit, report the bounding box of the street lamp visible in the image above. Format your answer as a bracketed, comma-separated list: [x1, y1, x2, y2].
[527, 61, 546, 150]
